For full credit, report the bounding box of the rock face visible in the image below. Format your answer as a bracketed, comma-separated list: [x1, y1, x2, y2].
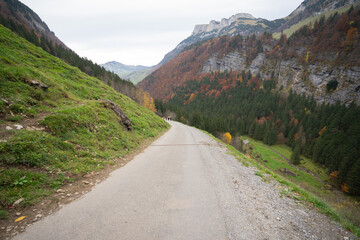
[192, 13, 256, 35]
[201, 52, 360, 105]
[202, 52, 246, 73]
[103, 100, 132, 131]
[157, 13, 283, 66]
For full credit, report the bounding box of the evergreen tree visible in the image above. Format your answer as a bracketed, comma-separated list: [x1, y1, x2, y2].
[291, 141, 301, 165]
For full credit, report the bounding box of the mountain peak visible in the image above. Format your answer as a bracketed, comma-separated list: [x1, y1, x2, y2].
[192, 13, 256, 35]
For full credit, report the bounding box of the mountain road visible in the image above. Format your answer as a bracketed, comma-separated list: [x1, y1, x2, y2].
[13, 121, 355, 240]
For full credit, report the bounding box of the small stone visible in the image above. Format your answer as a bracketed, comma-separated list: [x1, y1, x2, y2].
[82, 180, 90, 184]
[6, 126, 13, 130]
[66, 194, 72, 197]
[14, 124, 23, 130]
[75, 192, 79, 195]
[36, 214, 42, 219]
[32, 209, 36, 212]
[1, 227, 5, 230]
[277, 217, 280, 221]
[15, 212, 21, 216]
[56, 189, 65, 193]
[96, 179, 100, 183]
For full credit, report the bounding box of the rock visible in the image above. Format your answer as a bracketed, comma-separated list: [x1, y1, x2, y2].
[56, 189, 65, 193]
[102, 100, 132, 131]
[12, 198, 24, 206]
[279, 168, 297, 177]
[202, 52, 246, 73]
[6, 126, 13, 130]
[26, 79, 48, 90]
[26, 126, 45, 131]
[66, 194, 72, 197]
[82, 180, 90, 184]
[15, 212, 21, 216]
[14, 124, 23, 130]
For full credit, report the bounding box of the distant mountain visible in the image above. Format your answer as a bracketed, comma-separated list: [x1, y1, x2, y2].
[158, 13, 284, 66]
[0, 0, 67, 48]
[101, 61, 154, 84]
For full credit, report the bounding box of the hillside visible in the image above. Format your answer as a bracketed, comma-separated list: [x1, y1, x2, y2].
[140, 6, 360, 104]
[0, 0, 66, 48]
[275, 0, 357, 34]
[0, 0, 153, 105]
[101, 61, 153, 84]
[0, 24, 168, 230]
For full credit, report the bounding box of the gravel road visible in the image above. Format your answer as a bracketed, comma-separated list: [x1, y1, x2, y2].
[13, 121, 357, 240]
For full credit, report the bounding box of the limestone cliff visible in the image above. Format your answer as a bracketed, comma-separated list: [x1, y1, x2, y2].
[202, 51, 360, 105]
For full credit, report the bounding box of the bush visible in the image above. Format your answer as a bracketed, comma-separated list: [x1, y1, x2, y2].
[326, 80, 339, 92]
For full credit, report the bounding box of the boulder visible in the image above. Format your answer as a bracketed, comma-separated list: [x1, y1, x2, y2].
[103, 100, 132, 131]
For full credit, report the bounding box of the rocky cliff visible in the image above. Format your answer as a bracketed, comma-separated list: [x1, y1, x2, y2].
[202, 51, 360, 105]
[158, 13, 284, 66]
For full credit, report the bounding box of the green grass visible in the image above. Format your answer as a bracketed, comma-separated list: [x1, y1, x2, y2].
[243, 137, 327, 196]
[0, 25, 169, 217]
[273, 4, 357, 39]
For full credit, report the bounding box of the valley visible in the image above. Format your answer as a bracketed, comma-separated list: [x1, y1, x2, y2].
[0, 0, 360, 239]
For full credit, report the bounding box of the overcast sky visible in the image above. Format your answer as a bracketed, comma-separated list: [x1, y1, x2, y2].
[21, 0, 303, 66]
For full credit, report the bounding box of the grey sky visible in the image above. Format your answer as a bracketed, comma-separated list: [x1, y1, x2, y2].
[21, 0, 303, 66]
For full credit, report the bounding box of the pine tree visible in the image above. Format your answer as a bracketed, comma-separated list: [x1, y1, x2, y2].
[346, 159, 360, 195]
[291, 141, 301, 165]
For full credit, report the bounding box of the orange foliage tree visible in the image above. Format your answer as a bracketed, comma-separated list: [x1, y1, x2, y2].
[223, 132, 232, 144]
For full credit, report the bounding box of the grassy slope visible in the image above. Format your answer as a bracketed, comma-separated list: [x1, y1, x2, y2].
[240, 136, 360, 236]
[0, 25, 169, 217]
[273, 4, 356, 39]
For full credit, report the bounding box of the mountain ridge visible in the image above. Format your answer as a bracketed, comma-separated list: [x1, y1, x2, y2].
[101, 61, 154, 84]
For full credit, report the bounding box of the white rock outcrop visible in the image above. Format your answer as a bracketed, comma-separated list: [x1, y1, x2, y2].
[192, 13, 255, 36]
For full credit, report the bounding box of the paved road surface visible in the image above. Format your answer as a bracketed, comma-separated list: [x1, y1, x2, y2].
[14, 122, 355, 240]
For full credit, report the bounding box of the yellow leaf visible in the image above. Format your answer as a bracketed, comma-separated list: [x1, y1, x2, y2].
[14, 216, 26, 222]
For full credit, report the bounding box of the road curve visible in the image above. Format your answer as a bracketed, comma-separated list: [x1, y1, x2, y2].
[14, 122, 355, 240]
